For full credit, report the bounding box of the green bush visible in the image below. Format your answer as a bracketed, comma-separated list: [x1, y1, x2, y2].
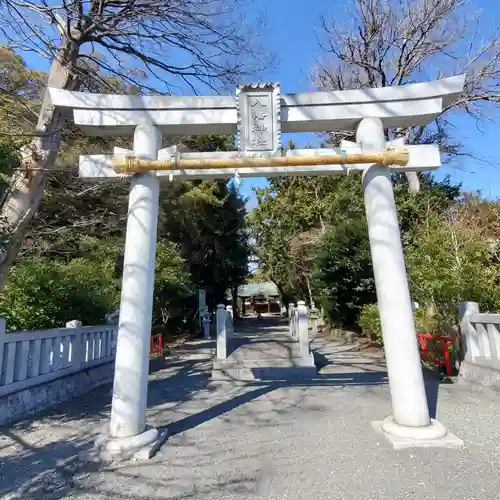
[406, 203, 500, 330]
[358, 303, 382, 343]
[0, 239, 196, 334]
[359, 302, 447, 345]
[0, 257, 120, 331]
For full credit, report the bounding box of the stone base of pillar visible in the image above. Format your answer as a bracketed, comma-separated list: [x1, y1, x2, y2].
[372, 416, 463, 450]
[93, 426, 168, 461]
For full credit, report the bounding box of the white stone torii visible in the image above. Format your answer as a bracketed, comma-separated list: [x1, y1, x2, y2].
[49, 75, 465, 459]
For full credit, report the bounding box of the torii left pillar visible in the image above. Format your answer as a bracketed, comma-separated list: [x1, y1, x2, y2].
[95, 123, 165, 460]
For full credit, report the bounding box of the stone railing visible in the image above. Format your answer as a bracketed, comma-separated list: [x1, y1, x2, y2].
[0, 318, 117, 424]
[459, 301, 500, 389]
[216, 304, 234, 360]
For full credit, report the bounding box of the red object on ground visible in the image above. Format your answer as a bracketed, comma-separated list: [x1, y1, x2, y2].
[416, 333, 455, 376]
[150, 333, 163, 358]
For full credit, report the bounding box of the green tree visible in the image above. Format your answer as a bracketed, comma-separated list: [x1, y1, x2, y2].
[313, 217, 374, 328]
[161, 180, 249, 308]
[358, 195, 500, 342]
[248, 174, 342, 302]
[250, 169, 463, 330]
[406, 195, 500, 326]
[0, 0, 269, 291]
[153, 241, 194, 333]
[7, 128, 248, 330]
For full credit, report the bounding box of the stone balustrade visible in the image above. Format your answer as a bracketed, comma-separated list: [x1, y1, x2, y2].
[0, 318, 117, 424]
[459, 301, 500, 389]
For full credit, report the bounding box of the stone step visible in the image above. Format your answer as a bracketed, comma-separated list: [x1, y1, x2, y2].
[212, 354, 316, 381]
[213, 355, 314, 369]
[211, 365, 317, 381]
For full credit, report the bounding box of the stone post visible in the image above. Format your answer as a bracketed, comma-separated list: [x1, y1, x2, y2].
[216, 304, 228, 360]
[198, 289, 206, 327]
[101, 123, 162, 458]
[288, 303, 296, 338]
[297, 301, 310, 358]
[359, 117, 447, 442]
[0, 318, 6, 385]
[66, 320, 83, 328]
[202, 312, 211, 340]
[66, 320, 84, 369]
[310, 306, 319, 337]
[459, 301, 480, 361]
[226, 305, 234, 337]
[105, 309, 120, 325]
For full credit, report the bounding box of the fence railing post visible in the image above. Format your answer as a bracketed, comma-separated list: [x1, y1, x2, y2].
[202, 312, 211, 340]
[459, 301, 481, 361]
[216, 304, 228, 360]
[66, 320, 82, 328]
[66, 320, 85, 369]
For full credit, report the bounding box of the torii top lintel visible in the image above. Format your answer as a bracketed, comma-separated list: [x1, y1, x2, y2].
[49, 75, 465, 138]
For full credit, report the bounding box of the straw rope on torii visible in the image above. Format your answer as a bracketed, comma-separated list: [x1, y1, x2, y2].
[112, 147, 410, 174]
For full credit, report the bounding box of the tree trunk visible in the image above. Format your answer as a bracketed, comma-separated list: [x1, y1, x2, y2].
[304, 274, 314, 307]
[0, 166, 51, 289]
[0, 45, 79, 291]
[231, 285, 239, 318]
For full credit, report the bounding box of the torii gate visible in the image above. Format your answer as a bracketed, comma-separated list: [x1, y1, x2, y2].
[49, 75, 465, 459]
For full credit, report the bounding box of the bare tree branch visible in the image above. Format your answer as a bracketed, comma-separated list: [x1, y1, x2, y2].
[0, 0, 272, 291]
[313, 0, 500, 193]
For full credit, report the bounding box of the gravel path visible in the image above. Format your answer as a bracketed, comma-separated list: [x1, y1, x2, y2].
[1, 319, 499, 500]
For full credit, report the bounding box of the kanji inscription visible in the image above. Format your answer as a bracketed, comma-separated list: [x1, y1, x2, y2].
[237, 84, 281, 155]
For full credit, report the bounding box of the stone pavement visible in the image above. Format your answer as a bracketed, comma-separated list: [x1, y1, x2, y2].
[1, 317, 500, 499]
[212, 316, 316, 380]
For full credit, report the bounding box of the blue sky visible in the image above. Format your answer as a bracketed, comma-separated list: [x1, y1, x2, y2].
[238, 0, 500, 209]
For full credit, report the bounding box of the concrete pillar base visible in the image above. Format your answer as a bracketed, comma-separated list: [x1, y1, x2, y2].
[94, 426, 168, 461]
[372, 416, 463, 450]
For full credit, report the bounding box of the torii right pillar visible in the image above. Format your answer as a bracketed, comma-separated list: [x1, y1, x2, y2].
[358, 117, 462, 449]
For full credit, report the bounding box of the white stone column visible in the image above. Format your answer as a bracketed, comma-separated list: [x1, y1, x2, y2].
[226, 305, 234, 337]
[297, 301, 310, 358]
[288, 303, 296, 338]
[105, 123, 161, 453]
[216, 304, 228, 360]
[359, 117, 447, 441]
